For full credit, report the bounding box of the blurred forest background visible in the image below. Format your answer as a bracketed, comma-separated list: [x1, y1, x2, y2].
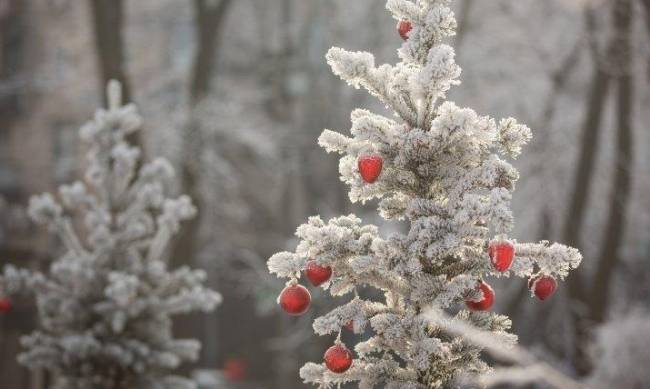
[0, 0, 648, 388]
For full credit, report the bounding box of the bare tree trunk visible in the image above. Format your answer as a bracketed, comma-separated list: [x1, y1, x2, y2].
[275, 0, 309, 234]
[171, 0, 232, 269]
[531, 37, 582, 227]
[169, 0, 233, 373]
[561, 14, 610, 267]
[189, 0, 233, 103]
[562, 8, 611, 376]
[590, 0, 634, 325]
[89, 0, 131, 104]
[565, 0, 636, 375]
[0, 0, 25, 129]
[641, 0, 650, 79]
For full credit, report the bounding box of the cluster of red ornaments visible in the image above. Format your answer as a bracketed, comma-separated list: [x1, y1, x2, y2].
[277, 260, 355, 373]
[278, 260, 333, 316]
[464, 240, 558, 311]
[277, 247, 557, 372]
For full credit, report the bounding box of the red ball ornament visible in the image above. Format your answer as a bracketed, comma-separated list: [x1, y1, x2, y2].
[358, 155, 383, 183]
[488, 240, 515, 272]
[324, 343, 353, 373]
[223, 358, 246, 382]
[529, 275, 557, 301]
[0, 298, 11, 313]
[305, 260, 332, 287]
[278, 284, 311, 316]
[397, 20, 412, 40]
[465, 281, 494, 311]
[344, 320, 354, 332]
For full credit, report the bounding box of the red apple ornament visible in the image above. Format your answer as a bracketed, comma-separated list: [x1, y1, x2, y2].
[397, 20, 413, 40]
[488, 240, 515, 272]
[324, 343, 353, 373]
[278, 284, 311, 316]
[358, 155, 383, 183]
[305, 260, 332, 287]
[465, 281, 495, 311]
[529, 275, 557, 301]
[223, 358, 246, 382]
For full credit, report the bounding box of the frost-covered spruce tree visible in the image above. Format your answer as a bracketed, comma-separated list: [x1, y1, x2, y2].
[268, 1, 582, 388]
[0, 81, 221, 389]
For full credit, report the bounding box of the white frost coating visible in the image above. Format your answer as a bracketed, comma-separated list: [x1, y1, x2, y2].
[0, 82, 221, 389]
[497, 117, 533, 158]
[326, 48, 376, 90]
[268, 1, 582, 388]
[413, 44, 461, 103]
[386, 0, 421, 22]
[268, 252, 302, 278]
[312, 298, 368, 335]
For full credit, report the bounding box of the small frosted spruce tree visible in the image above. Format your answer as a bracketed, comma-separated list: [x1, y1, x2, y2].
[0, 82, 221, 389]
[268, 1, 582, 388]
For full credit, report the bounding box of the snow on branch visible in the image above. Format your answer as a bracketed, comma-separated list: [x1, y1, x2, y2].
[422, 308, 588, 389]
